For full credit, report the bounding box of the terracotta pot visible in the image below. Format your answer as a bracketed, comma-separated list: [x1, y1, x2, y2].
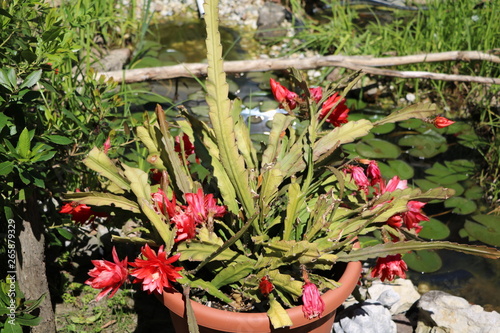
[159, 260, 362, 333]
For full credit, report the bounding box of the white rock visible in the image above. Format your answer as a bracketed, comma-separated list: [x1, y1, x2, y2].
[417, 290, 500, 333]
[366, 278, 421, 314]
[334, 300, 397, 333]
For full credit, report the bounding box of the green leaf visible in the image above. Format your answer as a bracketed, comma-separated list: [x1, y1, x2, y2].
[261, 113, 295, 166]
[268, 298, 293, 329]
[63, 191, 140, 213]
[178, 276, 234, 305]
[336, 240, 500, 262]
[0, 161, 14, 176]
[183, 286, 200, 333]
[45, 135, 73, 145]
[464, 215, 500, 247]
[355, 138, 401, 159]
[56, 228, 73, 240]
[204, 1, 255, 218]
[314, 119, 373, 161]
[374, 102, 438, 126]
[83, 147, 130, 191]
[398, 133, 447, 158]
[178, 241, 246, 262]
[13, 313, 42, 326]
[378, 160, 414, 179]
[403, 250, 442, 273]
[426, 173, 468, 185]
[211, 261, 254, 288]
[19, 70, 42, 89]
[16, 128, 31, 159]
[419, 218, 450, 240]
[283, 182, 302, 241]
[464, 185, 483, 200]
[268, 270, 303, 298]
[444, 197, 477, 215]
[1, 321, 23, 333]
[0, 69, 14, 91]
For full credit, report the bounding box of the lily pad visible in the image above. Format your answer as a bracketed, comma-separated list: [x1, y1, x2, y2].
[378, 160, 414, 179]
[398, 118, 424, 129]
[403, 250, 443, 273]
[426, 173, 468, 185]
[444, 182, 465, 197]
[444, 196, 477, 215]
[414, 179, 440, 192]
[418, 218, 450, 240]
[398, 133, 447, 158]
[444, 159, 475, 173]
[424, 162, 450, 176]
[464, 185, 483, 200]
[372, 122, 396, 134]
[464, 214, 500, 247]
[355, 138, 401, 159]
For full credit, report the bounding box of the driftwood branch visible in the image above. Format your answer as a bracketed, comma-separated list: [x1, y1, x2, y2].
[93, 51, 500, 84]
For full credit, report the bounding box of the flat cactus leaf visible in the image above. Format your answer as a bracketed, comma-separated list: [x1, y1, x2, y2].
[374, 102, 438, 126]
[261, 113, 295, 166]
[268, 270, 303, 298]
[268, 298, 293, 329]
[314, 119, 373, 162]
[204, 0, 255, 218]
[83, 147, 130, 190]
[63, 191, 140, 213]
[336, 240, 500, 262]
[211, 261, 255, 288]
[178, 276, 234, 305]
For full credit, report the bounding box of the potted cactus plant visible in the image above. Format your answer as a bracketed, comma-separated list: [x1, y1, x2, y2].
[62, 0, 500, 332]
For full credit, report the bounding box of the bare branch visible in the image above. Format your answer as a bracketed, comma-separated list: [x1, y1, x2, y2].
[91, 51, 500, 84]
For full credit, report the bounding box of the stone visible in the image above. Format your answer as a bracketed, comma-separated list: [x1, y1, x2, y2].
[366, 278, 421, 314]
[416, 290, 500, 333]
[377, 288, 400, 308]
[334, 300, 397, 333]
[256, 2, 286, 28]
[254, 2, 288, 43]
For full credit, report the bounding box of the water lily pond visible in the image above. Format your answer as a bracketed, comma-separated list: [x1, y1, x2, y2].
[124, 21, 500, 310]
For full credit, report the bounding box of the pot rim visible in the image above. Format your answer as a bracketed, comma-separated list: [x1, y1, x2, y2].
[160, 260, 362, 332]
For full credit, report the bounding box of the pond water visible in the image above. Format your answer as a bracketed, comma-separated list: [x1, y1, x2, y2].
[126, 20, 500, 310]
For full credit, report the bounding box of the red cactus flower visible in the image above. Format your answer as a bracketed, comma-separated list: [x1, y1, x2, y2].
[402, 201, 429, 233]
[387, 215, 403, 228]
[371, 254, 408, 282]
[151, 188, 177, 218]
[309, 87, 323, 104]
[433, 116, 455, 129]
[170, 211, 197, 242]
[103, 136, 111, 154]
[130, 244, 182, 294]
[185, 188, 227, 225]
[301, 282, 325, 319]
[318, 92, 350, 127]
[366, 160, 382, 186]
[344, 165, 370, 191]
[259, 276, 274, 297]
[270, 78, 300, 110]
[377, 175, 408, 194]
[85, 247, 129, 301]
[175, 134, 199, 163]
[59, 202, 106, 225]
